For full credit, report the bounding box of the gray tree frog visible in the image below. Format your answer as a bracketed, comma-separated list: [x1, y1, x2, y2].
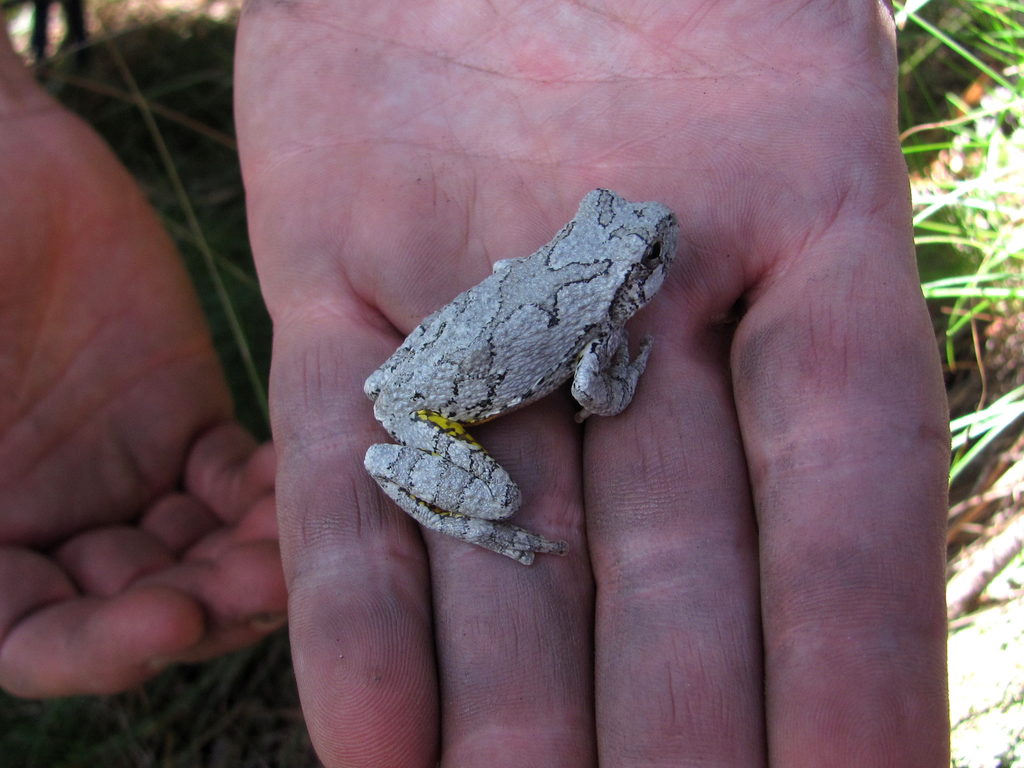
[364, 189, 679, 565]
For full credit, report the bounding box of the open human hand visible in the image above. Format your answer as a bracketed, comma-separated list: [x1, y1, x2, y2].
[0, 35, 285, 697]
[235, 1, 949, 764]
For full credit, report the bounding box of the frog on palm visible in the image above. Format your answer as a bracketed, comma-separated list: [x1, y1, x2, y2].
[364, 189, 679, 564]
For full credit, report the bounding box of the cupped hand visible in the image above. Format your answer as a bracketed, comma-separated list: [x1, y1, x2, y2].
[0, 36, 286, 697]
[235, 1, 949, 765]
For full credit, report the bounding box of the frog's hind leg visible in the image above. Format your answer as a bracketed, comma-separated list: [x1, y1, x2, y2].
[368, 408, 522, 518]
[364, 408, 567, 563]
[376, 481, 566, 565]
[364, 441, 519, 520]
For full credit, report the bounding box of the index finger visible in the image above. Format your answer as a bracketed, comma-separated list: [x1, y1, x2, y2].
[268, 312, 440, 767]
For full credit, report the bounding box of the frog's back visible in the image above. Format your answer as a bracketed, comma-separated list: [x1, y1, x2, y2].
[366, 188, 677, 423]
[369, 245, 616, 422]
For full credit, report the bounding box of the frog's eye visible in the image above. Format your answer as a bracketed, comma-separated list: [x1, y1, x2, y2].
[641, 241, 663, 269]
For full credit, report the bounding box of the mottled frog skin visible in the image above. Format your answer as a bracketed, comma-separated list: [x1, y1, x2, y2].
[364, 189, 678, 564]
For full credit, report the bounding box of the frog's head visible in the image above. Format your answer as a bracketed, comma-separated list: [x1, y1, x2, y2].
[603, 196, 679, 326]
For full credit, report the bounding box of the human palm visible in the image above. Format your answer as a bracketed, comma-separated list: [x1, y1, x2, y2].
[236, 2, 949, 765]
[0, 67, 285, 696]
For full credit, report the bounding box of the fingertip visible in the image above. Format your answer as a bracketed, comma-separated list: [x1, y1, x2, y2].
[141, 493, 220, 553]
[0, 547, 76, 639]
[148, 539, 287, 623]
[184, 427, 276, 530]
[187, 423, 259, 478]
[234, 493, 278, 542]
[0, 586, 205, 697]
[97, 585, 207, 658]
[125, 542, 288, 665]
[54, 526, 174, 595]
[199, 540, 288, 621]
[249, 440, 277, 487]
[185, 422, 263, 522]
[87, 586, 208, 692]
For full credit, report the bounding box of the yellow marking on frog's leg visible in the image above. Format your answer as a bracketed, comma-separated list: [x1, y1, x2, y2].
[423, 499, 463, 518]
[415, 409, 483, 449]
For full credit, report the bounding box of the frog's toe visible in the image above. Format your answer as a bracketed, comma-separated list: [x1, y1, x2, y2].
[481, 524, 567, 564]
[513, 550, 536, 566]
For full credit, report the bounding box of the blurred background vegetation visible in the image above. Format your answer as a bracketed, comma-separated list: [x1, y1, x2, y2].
[1, 0, 1023, 764]
[900, 3, 1024, 764]
[2, 2, 307, 766]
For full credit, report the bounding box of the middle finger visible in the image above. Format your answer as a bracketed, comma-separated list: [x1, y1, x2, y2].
[426, 400, 596, 765]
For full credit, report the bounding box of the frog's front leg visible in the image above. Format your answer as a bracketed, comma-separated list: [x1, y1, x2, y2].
[364, 410, 567, 564]
[572, 328, 654, 423]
